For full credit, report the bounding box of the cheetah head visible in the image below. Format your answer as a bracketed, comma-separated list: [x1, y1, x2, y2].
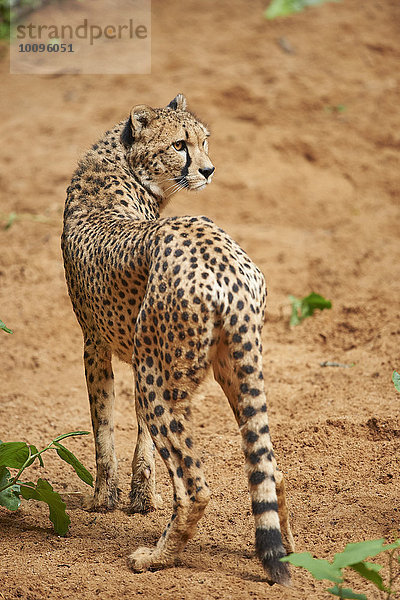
[121, 94, 215, 200]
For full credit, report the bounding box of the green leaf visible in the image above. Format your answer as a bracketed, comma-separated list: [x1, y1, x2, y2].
[361, 561, 383, 572]
[289, 292, 332, 326]
[265, 0, 302, 19]
[327, 585, 367, 599]
[281, 552, 343, 582]
[393, 371, 400, 392]
[264, 0, 335, 19]
[0, 441, 30, 469]
[383, 539, 400, 551]
[0, 466, 21, 511]
[52, 431, 90, 443]
[333, 539, 388, 568]
[350, 562, 387, 592]
[19, 479, 70, 536]
[301, 292, 332, 317]
[53, 442, 93, 487]
[0, 318, 13, 334]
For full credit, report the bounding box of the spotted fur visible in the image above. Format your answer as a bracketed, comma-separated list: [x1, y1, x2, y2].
[61, 94, 294, 584]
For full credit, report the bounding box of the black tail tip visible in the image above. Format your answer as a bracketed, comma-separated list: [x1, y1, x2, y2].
[262, 556, 291, 586]
[255, 528, 291, 585]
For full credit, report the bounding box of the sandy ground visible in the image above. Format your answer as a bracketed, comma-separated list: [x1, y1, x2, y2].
[1, 0, 400, 598]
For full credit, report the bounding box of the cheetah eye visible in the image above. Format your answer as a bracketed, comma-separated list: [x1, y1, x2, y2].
[172, 140, 186, 152]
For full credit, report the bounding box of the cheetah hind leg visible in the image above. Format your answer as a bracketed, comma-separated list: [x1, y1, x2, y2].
[274, 467, 295, 555]
[127, 320, 211, 572]
[128, 416, 162, 514]
[128, 398, 211, 573]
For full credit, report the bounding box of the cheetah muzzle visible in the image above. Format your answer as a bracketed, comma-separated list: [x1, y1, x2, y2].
[61, 93, 294, 585]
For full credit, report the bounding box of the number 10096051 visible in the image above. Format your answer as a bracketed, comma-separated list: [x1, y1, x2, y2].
[18, 43, 74, 53]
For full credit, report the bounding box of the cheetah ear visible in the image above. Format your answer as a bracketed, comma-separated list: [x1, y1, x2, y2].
[167, 93, 187, 111]
[130, 104, 157, 133]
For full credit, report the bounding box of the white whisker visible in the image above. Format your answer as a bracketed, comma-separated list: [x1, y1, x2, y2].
[166, 184, 184, 197]
[164, 181, 183, 194]
[166, 179, 190, 198]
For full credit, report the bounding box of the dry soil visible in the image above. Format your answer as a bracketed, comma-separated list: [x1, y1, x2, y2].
[1, 1, 399, 599]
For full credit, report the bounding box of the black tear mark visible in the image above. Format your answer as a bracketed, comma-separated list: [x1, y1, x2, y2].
[181, 147, 192, 178]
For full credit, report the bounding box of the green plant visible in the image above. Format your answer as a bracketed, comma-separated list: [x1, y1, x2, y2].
[0, 0, 47, 41]
[393, 371, 400, 393]
[325, 104, 347, 114]
[0, 0, 10, 40]
[0, 318, 13, 333]
[281, 538, 400, 599]
[289, 292, 332, 326]
[1, 211, 50, 229]
[4, 211, 17, 229]
[264, 0, 338, 19]
[0, 431, 93, 535]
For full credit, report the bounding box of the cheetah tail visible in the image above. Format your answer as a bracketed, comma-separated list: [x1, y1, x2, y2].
[213, 330, 291, 585]
[240, 408, 291, 586]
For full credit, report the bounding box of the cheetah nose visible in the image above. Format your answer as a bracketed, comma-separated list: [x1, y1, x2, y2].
[199, 166, 215, 180]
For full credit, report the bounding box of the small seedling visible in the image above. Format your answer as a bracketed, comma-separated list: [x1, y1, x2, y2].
[393, 371, 400, 393]
[281, 538, 400, 599]
[0, 432, 93, 535]
[289, 292, 332, 326]
[1, 212, 50, 230]
[325, 104, 347, 114]
[0, 319, 13, 334]
[5, 212, 17, 229]
[264, 0, 337, 20]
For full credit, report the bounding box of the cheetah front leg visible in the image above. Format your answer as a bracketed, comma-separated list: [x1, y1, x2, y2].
[83, 336, 119, 511]
[128, 414, 161, 514]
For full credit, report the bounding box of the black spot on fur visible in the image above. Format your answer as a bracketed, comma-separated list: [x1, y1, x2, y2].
[120, 117, 134, 147]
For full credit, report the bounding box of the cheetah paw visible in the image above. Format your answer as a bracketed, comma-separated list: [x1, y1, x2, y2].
[128, 491, 163, 514]
[82, 487, 120, 512]
[128, 547, 160, 572]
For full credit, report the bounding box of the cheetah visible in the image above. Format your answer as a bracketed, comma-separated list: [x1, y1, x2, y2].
[61, 94, 295, 585]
